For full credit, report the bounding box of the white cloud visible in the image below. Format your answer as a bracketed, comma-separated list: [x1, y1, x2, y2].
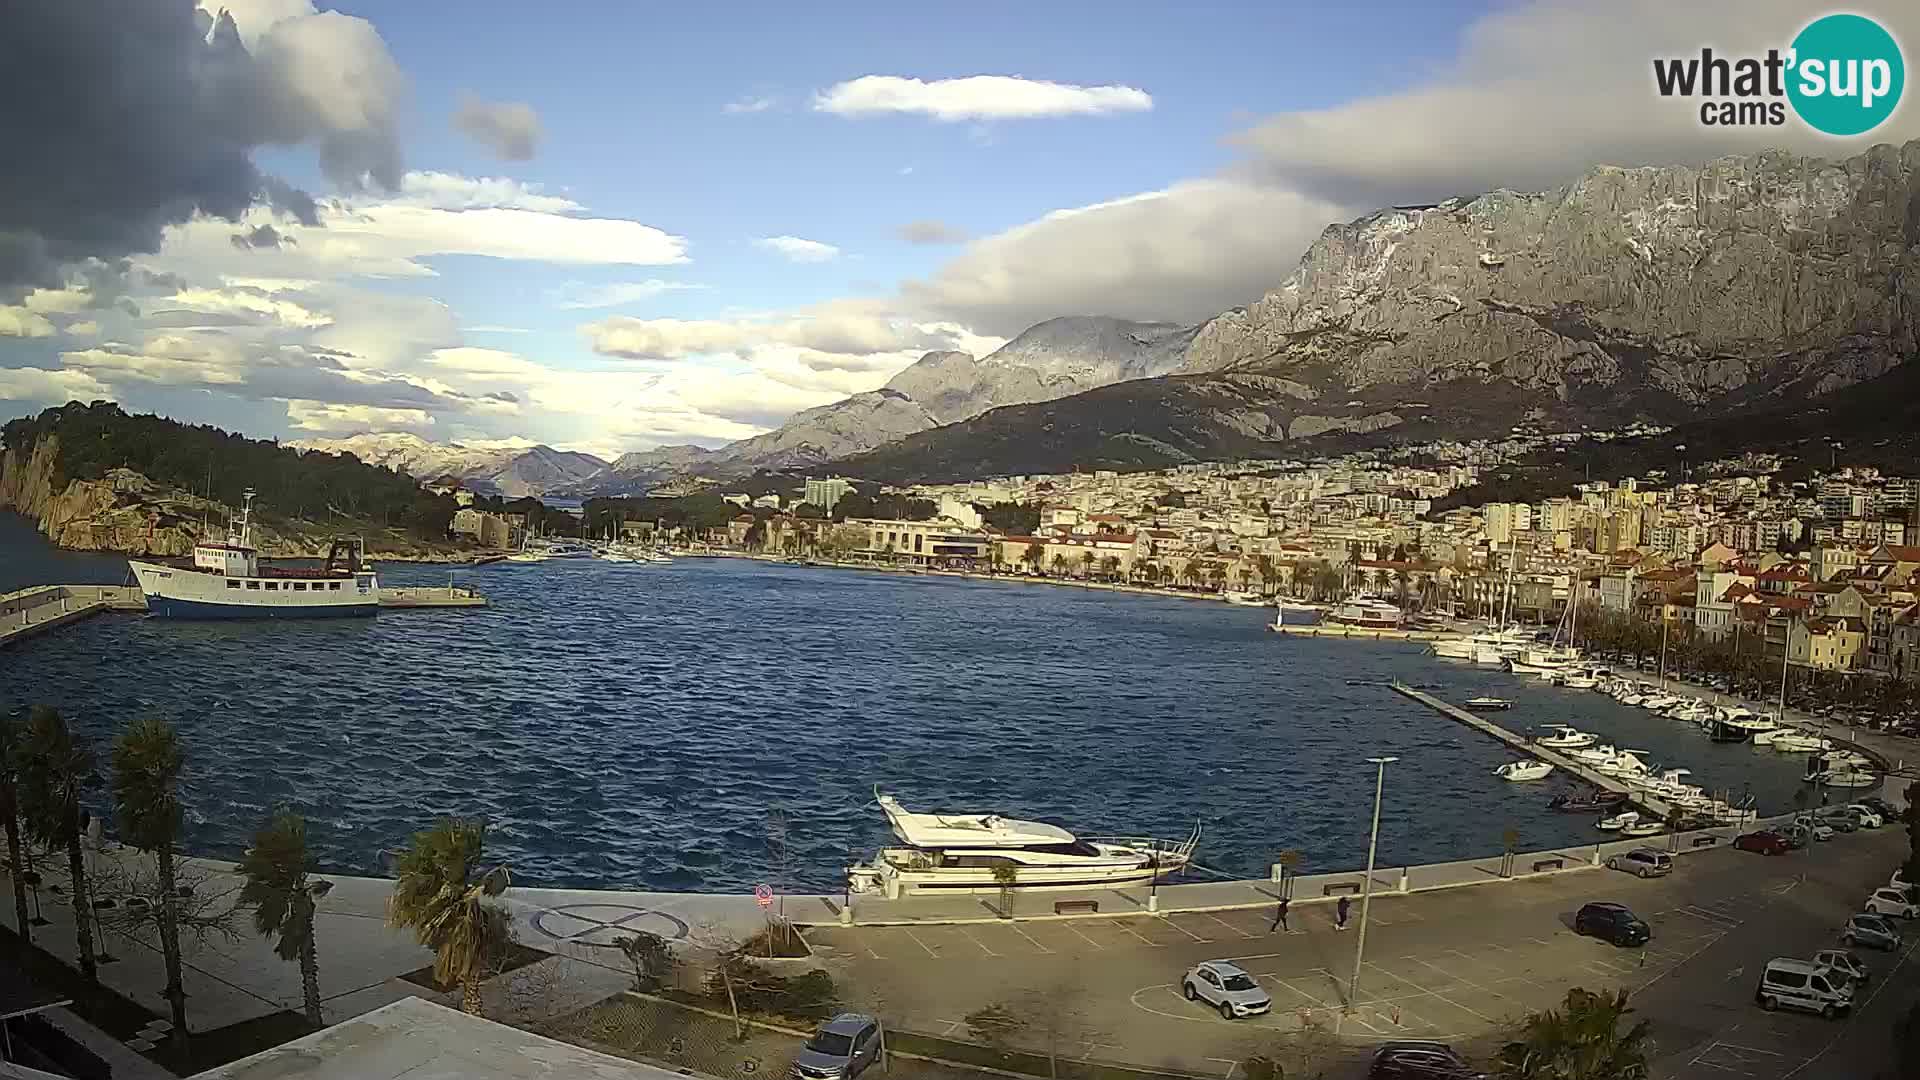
[552, 280, 704, 310]
[466, 325, 530, 334]
[898, 220, 967, 245]
[755, 236, 841, 263]
[154, 172, 687, 280]
[723, 95, 777, 114]
[816, 75, 1152, 121]
[585, 300, 966, 362]
[0, 366, 110, 404]
[286, 400, 435, 432]
[22, 287, 93, 315]
[903, 179, 1352, 336]
[0, 307, 56, 338]
[64, 320, 101, 338]
[1228, 0, 1920, 209]
[166, 286, 333, 329]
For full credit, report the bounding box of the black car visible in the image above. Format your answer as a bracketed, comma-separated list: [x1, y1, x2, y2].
[1575, 902, 1651, 947]
[1368, 1041, 1484, 1079]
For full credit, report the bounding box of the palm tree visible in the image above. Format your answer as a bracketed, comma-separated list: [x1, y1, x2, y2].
[239, 810, 328, 1026]
[1049, 553, 1068, 578]
[1498, 988, 1650, 1079]
[18, 706, 99, 983]
[1078, 551, 1094, 578]
[0, 711, 33, 946]
[1100, 555, 1121, 580]
[387, 819, 512, 1015]
[1023, 542, 1046, 573]
[112, 717, 190, 1046]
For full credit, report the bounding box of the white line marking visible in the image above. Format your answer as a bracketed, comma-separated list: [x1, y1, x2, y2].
[1199, 911, 1258, 939]
[1277, 979, 1333, 1009]
[902, 927, 939, 958]
[1063, 921, 1106, 950]
[1009, 923, 1054, 954]
[957, 926, 999, 956]
[1115, 920, 1162, 947]
[1160, 916, 1209, 942]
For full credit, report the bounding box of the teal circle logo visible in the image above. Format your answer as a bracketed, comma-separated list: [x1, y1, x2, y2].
[1787, 14, 1904, 136]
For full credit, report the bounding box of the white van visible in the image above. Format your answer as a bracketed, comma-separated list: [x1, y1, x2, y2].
[1755, 958, 1853, 1018]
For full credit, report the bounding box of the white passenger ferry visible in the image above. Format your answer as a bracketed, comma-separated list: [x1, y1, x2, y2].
[127, 489, 378, 619]
[846, 790, 1199, 897]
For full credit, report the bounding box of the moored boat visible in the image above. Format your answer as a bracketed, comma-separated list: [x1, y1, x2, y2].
[1495, 760, 1555, 782]
[127, 489, 377, 619]
[1537, 725, 1599, 749]
[846, 790, 1199, 896]
[1464, 696, 1513, 711]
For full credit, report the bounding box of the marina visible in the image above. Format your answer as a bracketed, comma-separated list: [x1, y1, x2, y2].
[0, 535, 1826, 893]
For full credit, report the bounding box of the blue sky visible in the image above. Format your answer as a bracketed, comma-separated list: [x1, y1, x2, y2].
[3, 0, 1916, 459]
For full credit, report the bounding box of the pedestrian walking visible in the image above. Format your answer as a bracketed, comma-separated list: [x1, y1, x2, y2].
[1270, 896, 1290, 933]
[1336, 895, 1351, 931]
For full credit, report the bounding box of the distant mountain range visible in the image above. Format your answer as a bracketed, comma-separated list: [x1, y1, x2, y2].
[317, 139, 1920, 496]
[289, 432, 607, 498]
[832, 139, 1920, 483]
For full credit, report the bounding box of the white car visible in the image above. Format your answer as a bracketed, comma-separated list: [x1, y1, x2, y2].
[1865, 887, 1920, 919]
[1182, 961, 1272, 1020]
[1845, 804, 1885, 828]
[1793, 816, 1836, 842]
[1811, 949, 1871, 988]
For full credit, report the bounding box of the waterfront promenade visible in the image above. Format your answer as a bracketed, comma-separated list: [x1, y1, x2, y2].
[0, 583, 145, 648]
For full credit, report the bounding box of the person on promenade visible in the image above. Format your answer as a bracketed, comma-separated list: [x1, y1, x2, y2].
[1336, 895, 1351, 931]
[1270, 896, 1290, 933]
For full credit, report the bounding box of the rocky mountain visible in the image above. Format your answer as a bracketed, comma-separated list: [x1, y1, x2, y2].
[580, 317, 1196, 493]
[290, 432, 607, 497]
[835, 140, 1920, 483]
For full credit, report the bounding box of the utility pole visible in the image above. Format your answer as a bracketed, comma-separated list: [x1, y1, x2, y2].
[1342, 756, 1398, 1035]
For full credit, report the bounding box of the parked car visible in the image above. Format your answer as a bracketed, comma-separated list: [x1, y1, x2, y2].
[1182, 961, 1272, 1020]
[1604, 848, 1673, 878]
[1779, 825, 1812, 850]
[1844, 913, 1901, 952]
[1755, 958, 1853, 1018]
[1841, 805, 1884, 828]
[1813, 808, 1859, 833]
[1865, 887, 1920, 919]
[1575, 902, 1651, 947]
[1793, 816, 1836, 842]
[1367, 1040, 1486, 1079]
[1811, 949, 1871, 988]
[1733, 830, 1790, 856]
[791, 1014, 884, 1080]
[1858, 796, 1898, 820]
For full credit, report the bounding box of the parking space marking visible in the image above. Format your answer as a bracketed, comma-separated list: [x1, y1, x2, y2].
[1691, 1040, 1788, 1077]
[1115, 920, 1163, 948]
[1008, 923, 1054, 954]
[1157, 916, 1210, 943]
[1275, 978, 1334, 1009]
[956, 926, 999, 956]
[901, 927, 940, 958]
[1062, 921, 1106, 950]
[1196, 911, 1258, 939]
[1396, 957, 1503, 1021]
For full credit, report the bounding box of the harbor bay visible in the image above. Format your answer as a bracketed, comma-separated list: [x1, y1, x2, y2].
[1, 529, 1820, 894]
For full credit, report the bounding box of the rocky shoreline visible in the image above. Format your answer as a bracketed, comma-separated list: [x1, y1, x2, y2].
[0, 438, 479, 563]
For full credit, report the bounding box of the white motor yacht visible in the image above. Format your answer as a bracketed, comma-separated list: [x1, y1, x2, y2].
[1809, 769, 1880, 789]
[1597, 810, 1640, 831]
[1430, 636, 1475, 659]
[1495, 760, 1555, 782]
[1557, 674, 1599, 690]
[1771, 732, 1833, 753]
[1570, 744, 1620, 766]
[1221, 589, 1267, 607]
[1620, 820, 1666, 838]
[846, 791, 1199, 896]
[1537, 725, 1599, 749]
[1597, 750, 1652, 778]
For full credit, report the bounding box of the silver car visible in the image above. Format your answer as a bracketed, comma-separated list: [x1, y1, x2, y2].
[1183, 960, 1272, 1019]
[790, 1013, 883, 1080]
[1811, 948, 1871, 988]
[1843, 913, 1901, 952]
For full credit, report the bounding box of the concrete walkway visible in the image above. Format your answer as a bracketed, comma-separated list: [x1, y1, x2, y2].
[0, 584, 144, 649]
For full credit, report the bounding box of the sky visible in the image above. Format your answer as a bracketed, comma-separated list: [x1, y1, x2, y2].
[1, 0, 1917, 462]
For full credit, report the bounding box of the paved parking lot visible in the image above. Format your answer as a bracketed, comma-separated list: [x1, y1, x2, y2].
[801, 831, 1914, 1079]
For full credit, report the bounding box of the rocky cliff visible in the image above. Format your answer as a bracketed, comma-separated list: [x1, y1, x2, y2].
[1180, 142, 1920, 418]
[289, 432, 608, 497]
[835, 140, 1920, 482]
[0, 435, 456, 559]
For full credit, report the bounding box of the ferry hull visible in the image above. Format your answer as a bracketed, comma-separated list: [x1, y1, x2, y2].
[142, 595, 377, 619]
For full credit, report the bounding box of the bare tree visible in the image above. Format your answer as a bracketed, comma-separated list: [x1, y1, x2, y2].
[93, 854, 242, 950]
[1016, 973, 1105, 1080]
[612, 930, 675, 992]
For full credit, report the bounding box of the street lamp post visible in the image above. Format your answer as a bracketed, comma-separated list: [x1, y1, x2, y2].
[1342, 755, 1398, 1034]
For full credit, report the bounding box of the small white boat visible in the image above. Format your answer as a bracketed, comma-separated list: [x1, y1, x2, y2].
[1557, 674, 1598, 690]
[1464, 697, 1514, 711]
[1538, 725, 1599, 749]
[1430, 636, 1475, 659]
[1495, 760, 1555, 782]
[1221, 589, 1266, 607]
[1771, 732, 1833, 753]
[1570, 743, 1620, 765]
[1808, 769, 1880, 789]
[1597, 810, 1640, 831]
[1620, 821, 1666, 838]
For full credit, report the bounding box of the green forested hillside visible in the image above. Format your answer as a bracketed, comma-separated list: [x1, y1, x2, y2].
[1, 401, 456, 537]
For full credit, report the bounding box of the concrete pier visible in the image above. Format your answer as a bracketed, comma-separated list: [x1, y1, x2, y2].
[376, 585, 488, 608]
[1269, 624, 1446, 641]
[0, 584, 144, 649]
[1389, 681, 1678, 818]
